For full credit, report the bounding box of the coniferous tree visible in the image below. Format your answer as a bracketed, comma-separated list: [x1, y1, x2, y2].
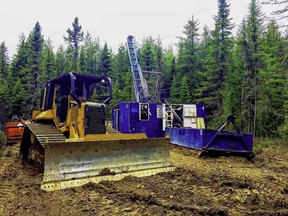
[139, 37, 161, 101]
[64, 17, 84, 72]
[79, 46, 86, 74]
[170, 74, 182, 104]
[231, 20, 250, 129]
[79, 33, 101, 75]
[242, 0, 264, 134]
[8, 34, 29, 117]
[179, 76, 191, 103]
[161, 49, 176, 100]
[10, 79, 26, 117]
[121, 72, 133, 102]
[139, 37, 157, 72]
[0, 42, 9, 79]
[55, 45, 67, 76]
[40, 39, 56, 83]
[26, 22, 44, 112]
[215, 0, 235, 122]
[196, 25, 213, 101]
[155, 36, 165, 73]
[257, 20, 287, 136]
[278, 33, 288, 138]
[112, 43, 130, 90]
[177, 16, 201, 102]
[0, 76, 8, 124]
[200, 0, 234, 125]
[99, 43, 112, 77]
[0, 42, 9, 123]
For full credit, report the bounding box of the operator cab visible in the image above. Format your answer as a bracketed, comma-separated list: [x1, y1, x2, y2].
[39, 72, 112, 126]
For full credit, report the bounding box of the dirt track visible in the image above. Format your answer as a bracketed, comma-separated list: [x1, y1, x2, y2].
[0, 143, 288, 216]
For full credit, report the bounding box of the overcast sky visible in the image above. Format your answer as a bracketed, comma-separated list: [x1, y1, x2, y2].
[0, 0, 272, 57]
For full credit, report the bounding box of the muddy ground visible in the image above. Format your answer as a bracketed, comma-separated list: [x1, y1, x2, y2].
[0, 143, 288, 216]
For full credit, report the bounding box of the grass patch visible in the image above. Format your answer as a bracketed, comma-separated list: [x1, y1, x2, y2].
[253, 137, 288, 154]
[0, 131, 7, 148]
[5, 149, 13, 157]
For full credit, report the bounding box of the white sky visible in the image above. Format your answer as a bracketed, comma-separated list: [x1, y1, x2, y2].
[0, 0, 271, 57]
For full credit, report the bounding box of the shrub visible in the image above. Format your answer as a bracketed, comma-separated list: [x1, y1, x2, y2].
[6, 149, 13, 157]
[0, 131, 7, 148]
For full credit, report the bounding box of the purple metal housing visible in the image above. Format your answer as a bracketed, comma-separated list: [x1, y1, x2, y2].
[112, 102, 165, 138]
[165, 128, 253, 153]
[112, 102, 254, 153]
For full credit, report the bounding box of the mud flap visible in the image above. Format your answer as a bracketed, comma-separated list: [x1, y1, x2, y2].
[41, 134, 175, 191]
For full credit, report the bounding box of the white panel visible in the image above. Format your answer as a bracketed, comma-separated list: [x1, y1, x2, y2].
[183, 104, 197, 128]
[157, 105, 163, 119]
[183, 104, 197, 117]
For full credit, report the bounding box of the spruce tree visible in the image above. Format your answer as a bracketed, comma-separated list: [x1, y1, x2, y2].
[121, 72, 133, 102]
[0, 42, 9, 79]
[80, 33, 101, 75]
[79, 47, 86, 74]
[278, 32, 288, 138]
[26, 22, 44, 112]
[155, 36, 165, 73]
[257, 20, 287, 136]
[231, 20, 250, 129]
[179, 76, 191, 103]
[170, 74, 181, 104]
[139, 37, 161, 101]
[99, 43, 112, 77]
[200, 0, 234, 125]
[0, 72, 8, 124]
[242, 0, 264, 135]
[112, 43, 130, 90]
[64, 17, 84, 72]
[139, 37, 157, 72]
[8, 34, 29, 117]
[0, 42, 9, 123]
[177, 16, 201, 102]
[40, 39, 56, 83]
[196, 25, 212, 101]
[55, 45, 67, 76]
[161, 50, 176, 100]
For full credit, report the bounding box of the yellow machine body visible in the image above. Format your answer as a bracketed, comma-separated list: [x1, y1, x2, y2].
[20, 73, 174, 191]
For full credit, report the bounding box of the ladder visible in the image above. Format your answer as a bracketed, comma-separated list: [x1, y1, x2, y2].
[164, 100, 183, 127]
[127, 35, 150, 103]
[165, 107, 173, 128]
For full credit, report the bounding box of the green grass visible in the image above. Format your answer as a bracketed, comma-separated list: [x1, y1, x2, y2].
[0, 131, 7, 148]
[253, 137, 288, 154]
[5, 149, 13, 157]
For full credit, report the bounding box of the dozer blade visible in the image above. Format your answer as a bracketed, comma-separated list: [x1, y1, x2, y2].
[42, 134, 175, 191]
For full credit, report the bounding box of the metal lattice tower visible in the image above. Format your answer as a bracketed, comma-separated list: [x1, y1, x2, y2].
[127, 35, 150, 103]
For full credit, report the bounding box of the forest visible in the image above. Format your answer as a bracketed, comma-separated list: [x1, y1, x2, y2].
[0, 0, 287, 139]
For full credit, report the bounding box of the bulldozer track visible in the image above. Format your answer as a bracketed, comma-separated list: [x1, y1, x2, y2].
[26, 123, 66, 147]
[25, 123, 67, 183]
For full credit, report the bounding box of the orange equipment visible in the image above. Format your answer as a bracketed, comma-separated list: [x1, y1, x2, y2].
[4, 116, 29, 144]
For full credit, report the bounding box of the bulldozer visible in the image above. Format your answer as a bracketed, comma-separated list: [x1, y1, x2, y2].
[20, 72, 174, 191]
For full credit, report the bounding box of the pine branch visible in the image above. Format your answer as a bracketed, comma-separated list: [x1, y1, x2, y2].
[271, 7, 288, 15]
[262, 0, 288, 5]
